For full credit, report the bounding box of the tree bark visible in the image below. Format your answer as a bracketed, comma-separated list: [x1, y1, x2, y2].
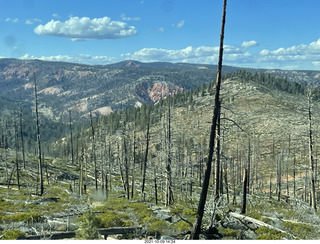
[165, 104, 174, 206]
[308, 94, 317, 210]
[69, 110, 74, 166]
[90, 111, 98, 191]
[14, 121, 20, 190]
[241, 168, 248, 214]
[142, 110, 151, 195]
[34, 75, 43, 196]
[190, 0, 227, 239]
[19, 106, 26, 170]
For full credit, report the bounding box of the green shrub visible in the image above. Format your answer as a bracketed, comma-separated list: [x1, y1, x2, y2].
[1, 212, 43, 223]
[218, 227, 239, 239]
[255, 226, 287, 240]
[75, 211, 100, 240]
[147, 218, 170, 235]
[282, 221, 318, 239]
[173, 221, 191, 232]
[97, 212, 125, 228]
[1, 229, 26, 240]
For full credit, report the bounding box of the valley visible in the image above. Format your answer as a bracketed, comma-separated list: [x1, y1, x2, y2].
[1, 59, 320, 240]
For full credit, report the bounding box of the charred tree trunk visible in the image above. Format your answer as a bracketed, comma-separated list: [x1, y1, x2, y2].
[118, 143, 126, 192]
[131, 130, 136, 199]
[79, 146, 84, 196]
[90, 111, 98, 191]
[241, 168, 248, 214]
[142, 110, 151, 195]
[69, 110, 74, 166]
[247, 138, 251, 194]
[154, 166, 158, 205]
[215, 112, 221, 200]
[19, 107, 26, 170]
[308, 94, 317, 210]
[293, 151, 296, 198]
[123, 138, 130, 200]
[14, 121, 20, 190]
[191, 0, 227, 239]
[34, 75, 43, 196]
[165, 104, 174, 206]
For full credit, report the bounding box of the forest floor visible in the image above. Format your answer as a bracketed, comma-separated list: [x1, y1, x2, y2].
[1, 155, 320, 240]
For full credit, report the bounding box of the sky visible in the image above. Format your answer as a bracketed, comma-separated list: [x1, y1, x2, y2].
[1, 0, 320, 70]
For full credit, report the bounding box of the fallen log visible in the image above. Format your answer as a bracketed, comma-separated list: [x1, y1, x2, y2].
[229, 212, 295, 238]
[17, 231, 76, 240]
[17, 226, 143, 240]
[98, 227, 143, 239]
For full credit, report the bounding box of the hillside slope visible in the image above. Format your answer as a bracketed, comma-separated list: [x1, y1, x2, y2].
[2, 71, 320, 240]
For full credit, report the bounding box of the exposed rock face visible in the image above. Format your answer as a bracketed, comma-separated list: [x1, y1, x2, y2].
[149, 82, 183, 102]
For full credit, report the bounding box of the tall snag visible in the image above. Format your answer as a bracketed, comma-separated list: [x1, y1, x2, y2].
[142, 109, 151, 196]
[165, 103, 174, 206]
[19, 106, 26, 170]
[308, 92, 317, 210]
[191, 0, 227, 239]
[34, 75, 44, 196]
[90, 111, 98, 191]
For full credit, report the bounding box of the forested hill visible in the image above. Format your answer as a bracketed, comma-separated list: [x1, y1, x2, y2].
[1, 58, 320, 123]
[0, 58, 233, 121]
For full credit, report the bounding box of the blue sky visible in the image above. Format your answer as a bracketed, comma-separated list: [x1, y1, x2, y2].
[1, 0, 320, 70]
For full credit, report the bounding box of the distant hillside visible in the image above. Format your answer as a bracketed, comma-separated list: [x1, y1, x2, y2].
[1, 58, 320, 123]
[0, 59, 230, 121]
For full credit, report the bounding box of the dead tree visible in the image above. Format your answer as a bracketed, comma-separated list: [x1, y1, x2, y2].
[131, 130, 136, 199]
[142, 109, 151, 196]
[19, 106, 26, 170]
[215, 112, 221, 200]
[165, 104, 174, 206]
[90, 111, 98, 191]
[241, 168, 248, 214]
[123, 138, 130, 200]
[14, 121, 20, 190]
[69, 110, 74, 166]
[191, 0, 227, 239]
[308, 93, 317, 210]
[34, 75, 44, 196]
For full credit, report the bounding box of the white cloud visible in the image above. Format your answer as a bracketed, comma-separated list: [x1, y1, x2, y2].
[122, 45, 250, 64]
[52, 13, 62, 18]
[173, 20, 185, 28]
[5, 18, 19, 23]
[34, 16, 138, 40]
[258, 38, 320, 66]
[25, 18, 42, 25]
[20, 53, 117, 65]
[241, 40, 259, 48]
[157, 27, 165, 32]
[120, 14, 141, 21]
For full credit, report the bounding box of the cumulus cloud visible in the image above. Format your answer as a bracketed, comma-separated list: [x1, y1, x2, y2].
[241, 40, 259, 48]
[34, 16, 138, 41]
[173, 20, 185, 28]
[122, 45, 251, 64]
[259, 38, 320, 66]
[52, 13, 62, 18]
[25, 18, 42, 25]
[120, 14, 141, 21]
[20, 53, 117, 65]
[5, 18, 19, 23]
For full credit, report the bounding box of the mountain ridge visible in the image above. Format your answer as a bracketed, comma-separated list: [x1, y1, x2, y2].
[1, 58, 320, 122]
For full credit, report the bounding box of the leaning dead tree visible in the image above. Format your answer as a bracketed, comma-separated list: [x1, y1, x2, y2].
[191, 0, 227, 239]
